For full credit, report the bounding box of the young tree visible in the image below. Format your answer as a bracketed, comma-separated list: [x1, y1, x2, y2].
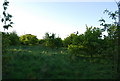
[1, 0, 14, 54]
[1, 0, 13, 30]
[84, 26, 103, 57]
[99, 1, 120, 78]
[63, 33, 78, 47]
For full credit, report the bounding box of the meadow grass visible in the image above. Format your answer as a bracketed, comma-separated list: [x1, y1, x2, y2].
[2, 45, 115, 79]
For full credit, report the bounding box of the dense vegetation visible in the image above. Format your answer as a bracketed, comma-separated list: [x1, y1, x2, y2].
[2, 45, 114, 79]
[2, 25, 117, 79]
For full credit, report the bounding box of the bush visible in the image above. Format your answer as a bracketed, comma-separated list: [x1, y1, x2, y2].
[45, 38, 55, 48]
[9, 31, 20, 45]
[101, 47, 115, 58]
[63, 33, 85, 47]
[2, 31, 20, 53]
[2, 32, 11, 53]
[43, 33, 63, 48]
[2, 31, 20, 45]
[68, 44, 86, 56]
[63, 36, 72, 47]
[38, 39, 45, 45]
[63, 33, 77, 47]
[19, 34, 38, 45]
[54, 37, 63, 48]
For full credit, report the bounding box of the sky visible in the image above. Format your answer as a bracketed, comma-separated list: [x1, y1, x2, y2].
[0, 0, 118, 39]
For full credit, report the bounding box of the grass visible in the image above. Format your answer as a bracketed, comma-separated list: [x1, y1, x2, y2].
[2, 45, 115, 79]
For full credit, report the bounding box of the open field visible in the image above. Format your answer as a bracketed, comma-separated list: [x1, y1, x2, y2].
[2, 45, 115, 79]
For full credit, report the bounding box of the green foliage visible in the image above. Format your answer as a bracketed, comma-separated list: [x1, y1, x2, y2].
[2, 31, 20, 53]
[99, 11, 118, 60]
[68, 44, 86, 57]
[2, 32, 10, 53]
[1, 0, 13, 30]
[3, 45, 114, 79]
[8, 31, 20, 45]
[99, 9, 118, 31]
[63, 33, 78, 47]
[65, 26, 116, 58]
[19, 34, 38, 45]
[38, 39, 45, 45]
[63, 36, 72, 47]
[54, 37, 63, 47]
[107, 25, 117, 40]
[84, 26, 103, 56]
[66, 26, 104, 57]
[43, 32, 63, 48]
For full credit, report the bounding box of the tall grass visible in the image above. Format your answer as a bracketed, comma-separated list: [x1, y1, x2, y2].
[2, 45, 115, 79]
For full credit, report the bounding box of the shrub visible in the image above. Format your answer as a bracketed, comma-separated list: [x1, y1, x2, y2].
[43, 33, 63, 48]
[54, 37, 63, 48]
[8, 31, 20, 45]
[63, 33, 85, 47]
[68, 44, 86, 56]
[19, 34, 38, 45]
[63, 33, 77, 47]
[2, 32, 11, 53]
[2, 31, 20, 46]
[38, 39, 45, 45]
[45, 38, 55, 48]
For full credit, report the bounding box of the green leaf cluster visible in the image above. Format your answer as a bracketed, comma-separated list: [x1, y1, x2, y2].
[43, 32, 63, 48]
[19, 34, 38, 45]
[2, 31, 20, 53]
[66, 26, 116, 57]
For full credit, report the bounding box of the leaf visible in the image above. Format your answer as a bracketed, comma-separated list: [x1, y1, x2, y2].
[103, 9, 109, 14]
[1, 18, 4, 22]
[8, 14, 12, 18]
[114, 22, 118, 25]
[3, 24, 12, 30]
[108, 12, 112, 16]
[99, 19, 105, 23]
[100, 23, 104, 26]
[4, 7, 7, 10]
[3, 1, 9, 6]
[3, 11, 6, 16]
[3, 25, 8, 30]
[9, 19, 11, 21]
[107, 24, 111, 27]
[5, 17, 9, 21]
[103, 24, 108, 27]
[115, 11, 118, 14]
[10, 22, 14, 24]
[8, 24, 12, 27]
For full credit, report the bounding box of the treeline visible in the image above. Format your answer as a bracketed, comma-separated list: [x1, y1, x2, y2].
[2, 25, 117, 58]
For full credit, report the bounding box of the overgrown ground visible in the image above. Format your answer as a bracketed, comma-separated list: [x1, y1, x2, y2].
[2, 45, 115, 79]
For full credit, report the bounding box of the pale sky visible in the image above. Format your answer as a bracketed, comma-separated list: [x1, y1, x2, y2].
[0, 0, 118, 39]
